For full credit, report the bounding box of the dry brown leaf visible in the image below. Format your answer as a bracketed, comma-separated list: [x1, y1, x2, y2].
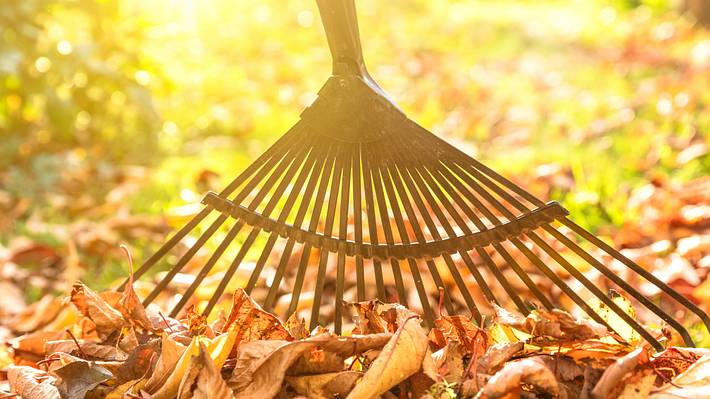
[144, 334, 188, 393]
[540, 355, 585, 382]
[231, 333, 390, 399]
[351, 300, 394, 334]
[289, 345, 345, 375]
[285, 313, 309, 340]
[184, 305, 210, 337]
[476, 342, 524, 375]
[115, 261, 153, 332]
[114, 339, 160, 384]
[70, 282, 126, 341]
[7, 295, 64, 333]
[431, 343, 465, 384]
[350, 300, 417, 334]
[592, 346, 650, 399]
[430, 314, 487, 356]
[286, 371, 362, 399]
[51, 360, 113, 399]
[478, 357, 559, 399]
[523, 309, 607, 341]
[9, 331, 65, 365]
[651, 354, 710, 399]
[222, 289, 292, 343]
[314, 333, 392, 358]
[649, 347, 709, 382]
[104, 379, 144, 399]
[177, 343, 233, 399]
[231, 340, 316, 399]
[346, 316, 429, 399]
[7, 365, 61, 399]
[290, 333, 392, 375]
[45, 339, 128, 361]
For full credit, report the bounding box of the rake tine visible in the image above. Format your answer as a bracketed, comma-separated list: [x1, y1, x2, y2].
[286, 145, 333, 317]
[170, 220, 244, 317]
[259, 143, 328, 311]
[203, 227, 259, 315]
[143, 214, 228, 306]
[334, 146, 353, 334]
[287, 244, 313, 317]
[562, 218, 710, 335]
[424, 130, 544, 208]
[352, 147, 366, 302]
[387, 137, 480, 319]
[372, 144, 436, 326]
[492, 242, 555, 310]
[147, 137, 314, 307]
[440, 155, 664, 348]
[430, 160, 541, 312]
[219, 124, 308, 198]
[459, 253, 499, 305]
[242, 144, 321, 296]
[378, 146, 455, 315]
[416, 150, 525, 311]
[448, 151, 710, 341]
[361, 145, 388, 301]
[310, 143, 343, 330]
[523, 232, 664, 350]
[475, 248, 529, 313]
[435, 159, 553, 308]
[393, 140, 499, 306]
[263, 239, 296, 310]
[441, 157, 648, 340]
[365, 146, 408, 306]
[124, 207, 213, 288]
[542, 225, 695, 346]
[168, 137, 319, 315]
[303, 145, 336, 328]
[121, 126, 307, 291]
[266, 142, 332, 310]
[245, 234, 277, 294]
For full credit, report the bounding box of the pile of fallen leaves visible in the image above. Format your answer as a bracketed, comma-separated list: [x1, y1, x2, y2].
[1, 272, 708, 399]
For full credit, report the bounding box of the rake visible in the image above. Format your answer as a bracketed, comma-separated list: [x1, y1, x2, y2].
[123, 0, 709, 351]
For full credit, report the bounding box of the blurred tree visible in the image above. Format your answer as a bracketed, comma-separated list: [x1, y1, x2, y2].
[0, 0, 161, 169]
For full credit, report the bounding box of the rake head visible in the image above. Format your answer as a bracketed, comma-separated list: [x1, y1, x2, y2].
[124, 0, 709, 351]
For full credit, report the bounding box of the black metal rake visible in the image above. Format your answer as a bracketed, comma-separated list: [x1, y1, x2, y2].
[123, 0, 710, 351]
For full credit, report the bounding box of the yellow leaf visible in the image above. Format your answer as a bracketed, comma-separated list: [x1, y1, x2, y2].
[144, 334, 187, 393]
[152, 336, 202, 399]
[589, 292, 641, 345]
[151, 328, 237, 399]
[488, 323, 529, 344]
[208, 323, 239, 369]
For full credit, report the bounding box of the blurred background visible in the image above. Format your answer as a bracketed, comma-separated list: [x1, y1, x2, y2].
[1, 0, 709, 341]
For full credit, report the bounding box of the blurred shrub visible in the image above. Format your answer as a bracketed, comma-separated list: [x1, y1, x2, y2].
[0, 0, 161, 169]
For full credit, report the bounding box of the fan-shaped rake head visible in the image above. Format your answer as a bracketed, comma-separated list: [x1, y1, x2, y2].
[121, 0, 710, 351]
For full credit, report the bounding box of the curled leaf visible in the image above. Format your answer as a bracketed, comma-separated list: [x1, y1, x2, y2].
[346, 316, 429, 399]
[144, 334, 188, 392]
[222, 289, 292, 342]
[70, 282, 126, 341]
[177, 343, 234, 399]
[478, 357, 559, 399]
[51, 360, 113, 399]
[7, 365, 61, 399]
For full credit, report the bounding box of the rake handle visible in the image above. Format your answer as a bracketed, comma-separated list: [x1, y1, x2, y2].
[316, 0, 367, 77]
